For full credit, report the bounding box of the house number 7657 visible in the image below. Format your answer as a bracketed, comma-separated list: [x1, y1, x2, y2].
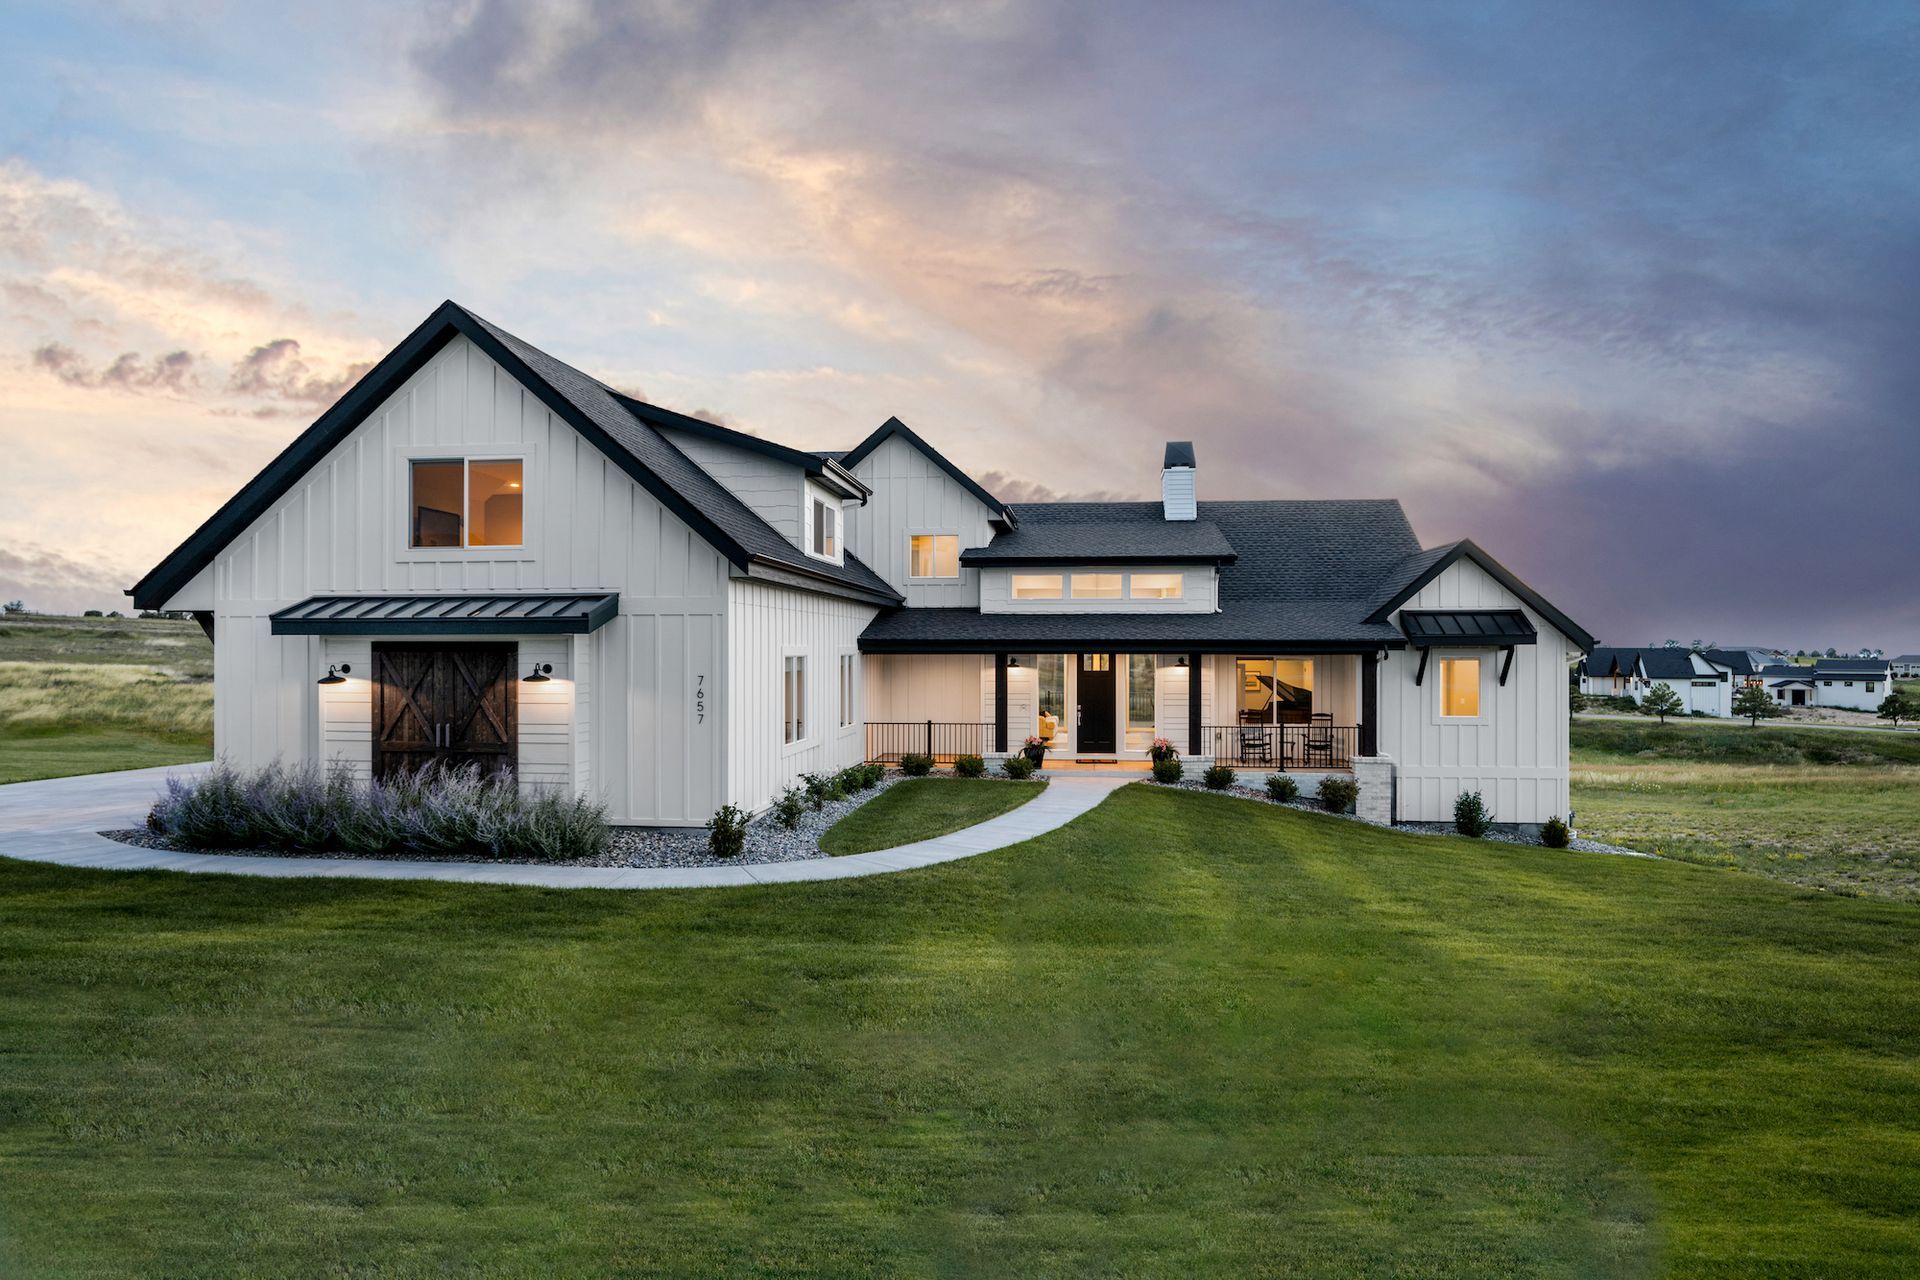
[695, 673, 705, 724]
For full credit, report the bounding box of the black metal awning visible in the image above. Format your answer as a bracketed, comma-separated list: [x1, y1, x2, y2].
[270, 593, 619, 636]
[1399, 609, 1537, 646]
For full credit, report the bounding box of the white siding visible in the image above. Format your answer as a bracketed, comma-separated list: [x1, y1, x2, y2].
[193, 333, 729, 824]
[844, 432, 997, 606]
[725, 579, 877, 814]
[866, 654, 990, 723]
[1376, 559, 1574, 825]
[657, 428, 805, 543]
[979, 565, 1219, 613]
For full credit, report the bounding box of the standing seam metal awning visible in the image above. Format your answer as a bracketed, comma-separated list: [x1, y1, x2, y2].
[270, 593, 619, 635]
[1398, 609, 1537, 645]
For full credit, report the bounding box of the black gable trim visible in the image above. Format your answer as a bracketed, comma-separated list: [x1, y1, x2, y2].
[621, 395, 872, 500]
[841, 416, 1015, 527]
[1365, 539, 1595, 653]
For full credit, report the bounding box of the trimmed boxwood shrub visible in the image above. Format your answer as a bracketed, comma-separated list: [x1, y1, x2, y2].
[146, 759, 610, 861]
[900, 753, 934, 777]
[1317, 776, 1359, 814]
[1001, 753, 1035, 779]
[954, 753, 987, 778]
[1202, 763, 1236, 790]
[1265, 773, 1299, 803]
[1541, 816, 1572, 849]
[706, 803, 749, 858]
[1152, 756, 1183, 784]
[1453, 790, 1493, 838]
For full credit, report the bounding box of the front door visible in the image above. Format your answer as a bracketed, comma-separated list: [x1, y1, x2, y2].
[372, 643, 518, 780]
[1077, 653, 1116, 753]
[1791, 688, 1806, 706]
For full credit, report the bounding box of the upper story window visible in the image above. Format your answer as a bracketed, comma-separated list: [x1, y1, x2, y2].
[410, 457, 523, 548]
[1130, 572, 1183, 599]
[811, 497, 838, 558]
[1070, 573, 1122, 600]
[910, 534, 959, 580]
[1011, 573, 1063, 600]
[1439, 657, 1481, 718]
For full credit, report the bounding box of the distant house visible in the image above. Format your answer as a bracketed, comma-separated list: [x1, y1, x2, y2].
[1578, 646, 1732, 716]
[1758, 658, 1892, 710]
[1891, 655, 1920, 679]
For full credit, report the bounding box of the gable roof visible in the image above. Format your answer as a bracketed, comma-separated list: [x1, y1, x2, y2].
[131, 302, 901, 610]
[1364, 539, 1595, 653]
[622, 395, 870, 499]
[1811, 658, 1890, 677]
[1703, 648, 1759, 676]
[1581, 647, 1641, 679]
[840, 416, 1016, 527]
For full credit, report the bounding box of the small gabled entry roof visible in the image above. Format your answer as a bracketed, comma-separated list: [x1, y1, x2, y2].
[271, 593, 619, 636]
[131, 301, 902, 611]
[1365, 539, 1594, 653]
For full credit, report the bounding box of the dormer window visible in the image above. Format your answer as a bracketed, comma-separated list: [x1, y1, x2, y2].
[812, 497, 837, 558]
[410, 457, 523, 548]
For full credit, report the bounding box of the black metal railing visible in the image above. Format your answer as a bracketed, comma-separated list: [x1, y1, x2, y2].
[866, 721, 995, 764]
[1202, 723, 1357, 771]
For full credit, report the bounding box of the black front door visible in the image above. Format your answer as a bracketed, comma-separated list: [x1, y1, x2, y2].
[1077, 653, 1116, 753]
[372, 643, 518, 780]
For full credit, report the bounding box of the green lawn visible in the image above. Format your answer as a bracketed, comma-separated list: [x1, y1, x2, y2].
[819, 776, 1045, 854]
[2, 785, 1916, 1276]
[1570, 720, 1920, 900]
[0, 616, 213, 782]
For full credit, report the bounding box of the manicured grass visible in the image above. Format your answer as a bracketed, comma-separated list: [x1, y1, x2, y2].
[818, 776, 1045, 854]
[2, 785, 1917, 1276]
[0, 615, 214, 781]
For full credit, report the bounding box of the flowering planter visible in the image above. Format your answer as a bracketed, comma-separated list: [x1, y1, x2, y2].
[1022, 745, 1048, 767]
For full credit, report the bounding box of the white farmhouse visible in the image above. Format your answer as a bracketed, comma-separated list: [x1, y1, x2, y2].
[131, 303, 1593, 830]
[1578, 647, 1733, 716]
[1758, 658, 1894, 711]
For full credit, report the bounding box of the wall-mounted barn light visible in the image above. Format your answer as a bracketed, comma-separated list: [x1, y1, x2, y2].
[523, 663, 553, 683]
[317, 664, 350, 685]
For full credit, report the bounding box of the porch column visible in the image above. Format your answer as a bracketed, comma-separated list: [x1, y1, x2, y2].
[1187, 651, 1203, 755]
[994, 652, 1009, 753]
[1360, 651, 1379, 757]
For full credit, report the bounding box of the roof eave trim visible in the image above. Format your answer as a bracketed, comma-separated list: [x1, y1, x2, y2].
[857, 637, 1407, 655]
[957, 551, 1238, 567]
[740, 558, 903, 607]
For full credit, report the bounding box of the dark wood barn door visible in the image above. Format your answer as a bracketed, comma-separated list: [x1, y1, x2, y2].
[1077, 653, 1117, 753]
[372, 643, 517, 780]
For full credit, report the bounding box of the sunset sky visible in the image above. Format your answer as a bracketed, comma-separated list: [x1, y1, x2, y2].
[2, 1, 1915, 651]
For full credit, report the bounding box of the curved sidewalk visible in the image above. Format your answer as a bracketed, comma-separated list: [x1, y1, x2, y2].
[0, 763, 1129, 890]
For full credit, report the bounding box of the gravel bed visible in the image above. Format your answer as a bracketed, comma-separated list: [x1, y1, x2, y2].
[101, 771, 944, 870]
[1150, 777, 1649, 855]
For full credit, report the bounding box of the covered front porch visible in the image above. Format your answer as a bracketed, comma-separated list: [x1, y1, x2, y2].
[861, 648, 1381, 772]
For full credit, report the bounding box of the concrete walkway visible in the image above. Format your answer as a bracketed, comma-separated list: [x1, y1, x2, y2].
[0, 763, 1129, 890]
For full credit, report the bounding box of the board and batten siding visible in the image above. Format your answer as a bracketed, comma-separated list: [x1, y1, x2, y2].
[657, 428, 804, 543]
[175, 333, 728, 824]
[726, 579, 877, 814]
[844, 432, 997, 606]
[1375, 558, 1574, 824]
[978, 565, 1218, 613]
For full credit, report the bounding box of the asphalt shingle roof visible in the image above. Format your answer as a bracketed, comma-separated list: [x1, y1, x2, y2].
[960, 518, 1237, 565]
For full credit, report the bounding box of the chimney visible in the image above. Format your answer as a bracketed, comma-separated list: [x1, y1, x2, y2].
[1161, 441, 1196, 521]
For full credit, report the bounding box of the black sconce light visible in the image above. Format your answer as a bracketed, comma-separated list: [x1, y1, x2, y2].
[1006, 655, 1021, 668]
[523, 663, 553, 683]
[317, 663, 350, 685]
[1175, 655, 1188, 668]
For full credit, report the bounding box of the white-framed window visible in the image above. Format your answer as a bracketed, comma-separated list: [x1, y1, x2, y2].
[1439, 657, 1481, 718]
[408, 456, 525, 548]
[811, 497, 838, 559]
[1129, 572, 1183, 599]
[1844, 680, 1855, 687]
[783, 655, 807, 744]
[1011, 573, 1063, 600]
[909, 534, 959, 579]
[1070, 573, 1122, 600]
[1867, 681, 1877, 692]
[839, 653, 857, 728]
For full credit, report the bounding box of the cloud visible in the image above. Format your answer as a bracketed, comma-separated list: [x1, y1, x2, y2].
[32, 343, 197, 394]
[0, 543, 134, 616]
[974, 471, 1143, 506]
[227, 338, 372, 404]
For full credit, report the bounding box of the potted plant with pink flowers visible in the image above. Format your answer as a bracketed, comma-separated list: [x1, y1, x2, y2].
[1149, 736, 1178, 764]
[1022, 734, 1049, 767]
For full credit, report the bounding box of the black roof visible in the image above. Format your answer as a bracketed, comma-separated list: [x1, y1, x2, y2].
[1581, 646, 1716, 680]
[1580, 647, 1639, 678]
[271, 592, 619, 636]
[623, 396, 870, 498]
[1812, 658, 1889, 675]
[1163, 441, 1196, 469]
[1758, 666, 1817, 683]
[840, 417, 1015, 527]
[1400, 610, 1538, 646]
[960, 518, 1237, 566]
[858, 603, 1405, 653]
[1702, 648, 1759, 676]
[132, 302, 901, 610]
[1364, 540, 1595, 653]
